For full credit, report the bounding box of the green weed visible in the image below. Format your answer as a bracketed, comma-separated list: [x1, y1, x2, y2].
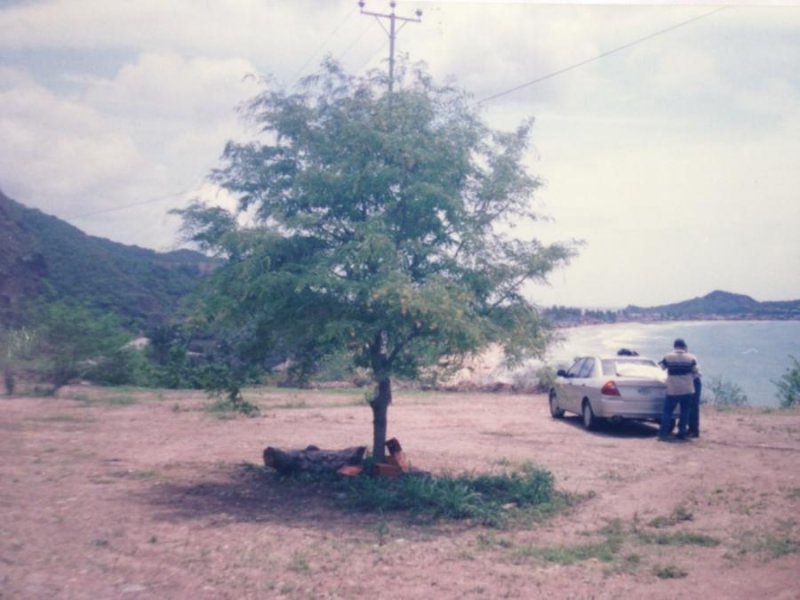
[204, 397, 260, 417]
[731, 523, 800, 559]
[653, 564, 688, 579]
[648, 506, 694, 528]
[638, 531, 720, 547]
[288, 552, 312, 575]
[342, 463, 559, 526]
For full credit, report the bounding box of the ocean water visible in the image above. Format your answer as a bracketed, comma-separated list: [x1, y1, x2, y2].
[545, 320, 800, 407]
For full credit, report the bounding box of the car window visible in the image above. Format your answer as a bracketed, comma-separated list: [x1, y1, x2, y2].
[567, 358, 586, 378]
[577, 358, 595, 378]
[602, 358, 663, 379]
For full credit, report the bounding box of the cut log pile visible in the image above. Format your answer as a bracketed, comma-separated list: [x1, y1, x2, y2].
[262, 445, 366, 475]
[262, 437, 413, 479]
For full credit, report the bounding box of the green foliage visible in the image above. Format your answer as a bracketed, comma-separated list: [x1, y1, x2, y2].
[1, 325, 36, 394]
[637, 531, 720, 547]
[702, 376, 749, 407]
[516, 518, 624, 565]
[342, 463, 555, 526]
[653, 565, 688, 579]
[533, 365, 558, 393]
[0, 191, 209, 328]
[175, 59, 575, 456]
[85, 347, 154, 387]
[647, 506, 693, 528]
[774, 355, 800, 408]
[21, 302, 132, 392]
[204, 396, 261, 417]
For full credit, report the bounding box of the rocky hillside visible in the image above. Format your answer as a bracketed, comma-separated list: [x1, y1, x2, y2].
[0, 190, 214, 328]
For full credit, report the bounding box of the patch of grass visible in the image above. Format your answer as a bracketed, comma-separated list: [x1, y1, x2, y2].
[648, 506, 694, 528]
[341, 463, 560, 527]
[76, 394, 138, 407]
[204, 398, 260, 417]
[731, 522, 800, 560]
[603, 470, 625, 482]
[516, 518, 625, 566]
[374, 520, 389, 546]
[653, 564, 688, 579]
[288, 552, 312, 575]
[480, 430, 515, 438]
[33, 414, 94, 424]
[476, 534, 514, 550]
[787, 488, 800, 500]
[517, 539, 620, 565]
[638, 530, 720, 547]
[273, 400, 309, 409]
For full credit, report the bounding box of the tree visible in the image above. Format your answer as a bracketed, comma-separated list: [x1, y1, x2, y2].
[177, 61, 575, 460]
[33, 302, 131, 393]
[774, 355, 800, 408]
[1, 326, 36, 395]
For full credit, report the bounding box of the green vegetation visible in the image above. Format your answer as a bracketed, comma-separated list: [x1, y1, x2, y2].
[505, 514, 721, 576]
[647, 505, 693, 528]
[0, 190, 209, 329]
[702, 375, 749, 407]
[204, 396, 260, 417]
[178, 62, 574, 458]
[175, 59, 575, 462]
[342, 463, 559, 526]
[637, 530, 720, 547]
[653, 565, 688, 579]
[6, 301, 133, 394]
[774, 355, 800, 408]
[730, 521, 800, 560]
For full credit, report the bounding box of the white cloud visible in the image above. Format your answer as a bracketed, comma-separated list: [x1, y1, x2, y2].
[0, 73, 145, 211]
[82, 52, 258, 120]
[1, 1, 799, 304]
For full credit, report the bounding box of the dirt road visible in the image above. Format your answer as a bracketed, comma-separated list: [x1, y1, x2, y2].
[1, 387, 798, 599]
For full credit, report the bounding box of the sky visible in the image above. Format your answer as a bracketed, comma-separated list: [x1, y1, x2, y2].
[1, 0, 799, 308]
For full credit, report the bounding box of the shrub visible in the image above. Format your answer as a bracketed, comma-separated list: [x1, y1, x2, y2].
[774, 355, 800, 408]
[702, 376, 748, 407]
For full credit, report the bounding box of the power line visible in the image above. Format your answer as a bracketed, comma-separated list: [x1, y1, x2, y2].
[66, 180, 205, 220]
[478, 6, 728, 105]
[290, 4, 359, 87]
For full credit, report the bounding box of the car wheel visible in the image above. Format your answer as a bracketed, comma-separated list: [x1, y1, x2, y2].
[582, 400, 598, 431]
[549, 391, 565, 419]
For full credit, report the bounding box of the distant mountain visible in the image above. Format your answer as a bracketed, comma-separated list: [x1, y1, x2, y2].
[625, 290, 800, 320]
[0, 190, 214, 328]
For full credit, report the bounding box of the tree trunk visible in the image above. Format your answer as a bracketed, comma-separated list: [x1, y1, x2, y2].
[370, 377, 392, 462]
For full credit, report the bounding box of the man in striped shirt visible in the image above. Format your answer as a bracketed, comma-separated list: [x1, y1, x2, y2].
[658, 338, 700, 441]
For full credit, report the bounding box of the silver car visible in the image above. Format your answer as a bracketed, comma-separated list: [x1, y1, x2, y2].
[548, 355, 672, 430]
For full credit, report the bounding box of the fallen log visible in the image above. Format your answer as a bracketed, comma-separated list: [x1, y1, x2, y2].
[263, 444, 366, 475]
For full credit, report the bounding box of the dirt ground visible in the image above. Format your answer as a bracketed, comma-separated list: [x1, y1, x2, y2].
[1, 386, 799, 600]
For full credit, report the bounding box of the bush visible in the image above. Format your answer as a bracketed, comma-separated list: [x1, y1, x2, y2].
[774, 355, 800, 408]
[701, 376, 748, 407]
[86, 347, 154, 386]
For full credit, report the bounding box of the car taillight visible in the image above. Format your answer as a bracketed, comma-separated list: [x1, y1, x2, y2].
[601, 381, 621, 396]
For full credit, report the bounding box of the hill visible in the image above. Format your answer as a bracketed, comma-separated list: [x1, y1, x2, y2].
[625, 290, 800, 320]
[0, 190, 213, 328]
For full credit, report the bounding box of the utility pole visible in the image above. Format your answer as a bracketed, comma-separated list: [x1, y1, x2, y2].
[358, 1, 422, 93]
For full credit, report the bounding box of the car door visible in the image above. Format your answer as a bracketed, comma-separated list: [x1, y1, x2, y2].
[574, 357, 596, 409]
[562, 358, 587, 413]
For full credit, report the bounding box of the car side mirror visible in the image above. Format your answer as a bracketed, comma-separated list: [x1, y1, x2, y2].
[557, 369, 569, 378]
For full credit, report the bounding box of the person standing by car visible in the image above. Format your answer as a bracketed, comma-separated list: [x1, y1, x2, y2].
[688, 371, 702, 438]
[658, 338, 700, 441]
